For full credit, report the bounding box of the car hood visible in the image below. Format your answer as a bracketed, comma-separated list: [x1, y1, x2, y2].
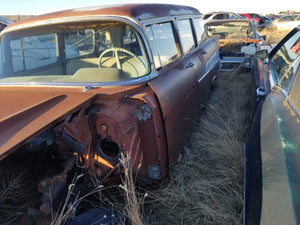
[0, 86, 97, 160]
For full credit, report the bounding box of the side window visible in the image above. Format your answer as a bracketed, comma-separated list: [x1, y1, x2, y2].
[177, 19, 195, 54]
[288, 65, 300, 113]
[228, 13, 237, 19]
[224, 14, 229, 19]
[146, 22, 179, 69]
[214, 14, 224, 20]
[281, 16, 291, 22]
[250, 14, 258, 19]
[272, 30, 300, 91]
[193, 18, 205, 44]
[65, 29, 94, 59]
[10, 34, 57, 72]
[203, 14, 212, 20]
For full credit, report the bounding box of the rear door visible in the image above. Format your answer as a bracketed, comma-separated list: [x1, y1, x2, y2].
[146, 18, 214, 165]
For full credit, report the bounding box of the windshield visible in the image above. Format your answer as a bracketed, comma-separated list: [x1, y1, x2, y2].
[0, 21, 150, 84]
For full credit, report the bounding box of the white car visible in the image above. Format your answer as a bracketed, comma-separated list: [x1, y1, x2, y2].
[203, 11, 242, 21]
[272, 14, 300, 31]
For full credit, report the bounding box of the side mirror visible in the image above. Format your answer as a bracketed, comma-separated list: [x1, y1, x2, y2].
[255, 49, 268, 59]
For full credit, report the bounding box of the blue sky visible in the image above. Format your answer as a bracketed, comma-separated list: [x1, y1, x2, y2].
[0, 0, 298, 15]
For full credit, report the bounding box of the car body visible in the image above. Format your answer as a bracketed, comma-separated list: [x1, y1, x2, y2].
[203, 11, 242, 21]
[272, 14, 300, 31]
[203, 19, 265, 71]
[244, 26, 300, 225]
[0, 3, 220, 221]
[0, 16, 13, 32]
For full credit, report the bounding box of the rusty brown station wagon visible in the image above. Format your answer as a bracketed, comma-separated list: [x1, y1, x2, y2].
[0, 3, 219, 216]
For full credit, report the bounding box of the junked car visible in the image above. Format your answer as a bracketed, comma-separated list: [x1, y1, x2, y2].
[0, 3, 220, 223]
[203, 11, 242, 21]
[244, 26, 300, 225]
[272, 14, 300, 31]
[204, 19, 265, 71]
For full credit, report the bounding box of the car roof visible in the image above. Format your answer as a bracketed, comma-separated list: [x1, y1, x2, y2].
[3, 4, 201, 32]
[205, 11, 237, 14]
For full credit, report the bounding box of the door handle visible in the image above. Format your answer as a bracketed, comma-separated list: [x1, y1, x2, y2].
[186, 62, 194, 68]
[202, 50, 208, 55]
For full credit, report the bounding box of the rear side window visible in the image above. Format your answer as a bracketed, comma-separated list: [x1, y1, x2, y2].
[146, 22, 178, 69]
[177, 19, 195, 54]
[229, 13, 239, 19]
[193, 18, 205, 44]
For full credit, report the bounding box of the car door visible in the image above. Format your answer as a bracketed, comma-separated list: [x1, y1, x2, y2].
[196, 37, 219, 108]
[146, 19, 205, 165]
[245, 28, 300, 225]
[259, 58, 300, 225]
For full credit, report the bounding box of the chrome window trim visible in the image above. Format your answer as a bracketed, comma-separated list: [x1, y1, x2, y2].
[0, 70, 158, 87]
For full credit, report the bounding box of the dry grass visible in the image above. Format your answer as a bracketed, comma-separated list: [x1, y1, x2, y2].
[50, 174, 85, 225]
[259, 27, 290, 45]
[0, 66, 253, 225]
[142, 67, 253, 225]
[0, 167, 38, 224]
[65, 67, 253, 224]
[119, 154, 144, 225]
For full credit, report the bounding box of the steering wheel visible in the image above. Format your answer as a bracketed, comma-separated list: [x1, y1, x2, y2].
[98, 47, 146, 70]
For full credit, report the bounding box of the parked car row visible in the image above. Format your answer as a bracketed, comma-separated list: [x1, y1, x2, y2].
[203, 11, 300, 30]
[203, 19, 265, 71]
[203, 10, 300, 225]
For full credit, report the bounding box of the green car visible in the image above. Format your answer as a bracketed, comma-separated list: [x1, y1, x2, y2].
[245, 26, 300, 225]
